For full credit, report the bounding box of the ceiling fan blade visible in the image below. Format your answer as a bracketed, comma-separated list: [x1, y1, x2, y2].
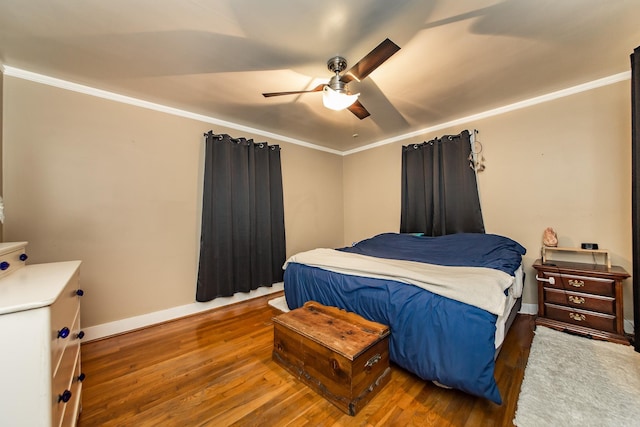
[340, 38, 400, 84]
[348, 100, 370, 120]
[262, 84, 325, 97]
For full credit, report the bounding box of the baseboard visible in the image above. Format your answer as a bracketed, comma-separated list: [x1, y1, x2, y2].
[82, 282, 284, 342]
[519, 303, 538, 315]
[83, 292, 635, 341]
[625, 319, 635, 335]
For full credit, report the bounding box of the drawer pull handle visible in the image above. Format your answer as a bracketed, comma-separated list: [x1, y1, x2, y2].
[568, 279, 585, 288]
[58, 390, 72, 403]
[58, 327, 70, 339]
[76, 289, 84, 297]
[568, 295, 586, 304]
[535, 275, 555, 285]
[19, 253, 28, 261]
[569, 312, 586, 322]
[0, 261, 9, 271]
[77, 373, 86, 382]
[365, 353, 382, 370]
[77, 331, 85, 340]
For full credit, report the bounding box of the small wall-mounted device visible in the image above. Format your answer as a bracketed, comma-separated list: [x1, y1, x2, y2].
[581, 243, 599, 250]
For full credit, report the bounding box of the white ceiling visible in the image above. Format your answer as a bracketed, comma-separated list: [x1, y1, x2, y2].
[1, 0, 639, 151]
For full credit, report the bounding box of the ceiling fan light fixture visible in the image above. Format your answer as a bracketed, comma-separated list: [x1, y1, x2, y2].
[262, 39, 399, 120]
[322, 85, 359, 111]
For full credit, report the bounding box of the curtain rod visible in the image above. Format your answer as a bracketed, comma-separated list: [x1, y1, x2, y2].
[203, 131, 278, 150]
[203, 131, 248, 143]
[410, 128, 478, 147]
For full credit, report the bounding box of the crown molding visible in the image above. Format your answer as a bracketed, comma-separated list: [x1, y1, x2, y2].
[2, 65, 629, 157]
[342, 71, 631, 156]
[0, 65, 342, 156]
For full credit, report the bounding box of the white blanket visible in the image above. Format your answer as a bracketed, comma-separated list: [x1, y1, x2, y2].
[284, 248, 514, 316]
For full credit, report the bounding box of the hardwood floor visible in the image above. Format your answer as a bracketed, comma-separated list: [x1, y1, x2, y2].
[77, 292, 535, 426]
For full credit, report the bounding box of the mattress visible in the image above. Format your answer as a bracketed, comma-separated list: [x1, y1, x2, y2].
[495, 265, 524, 348]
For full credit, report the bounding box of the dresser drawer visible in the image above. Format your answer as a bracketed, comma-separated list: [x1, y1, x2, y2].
[0, 243, 29, 280]
[543, 288, 615, 314]
[544, 303, 617, 333]
[537, 271, 615, 297]
[53, 307, 81, 377]
[61, 357, 83, 427]
[52, 323, 81, 427]
[51, 269, 81, 371]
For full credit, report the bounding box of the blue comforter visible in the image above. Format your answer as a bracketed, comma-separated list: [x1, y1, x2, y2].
[340, 232, 524, 275]
[283, 233, 525, 404]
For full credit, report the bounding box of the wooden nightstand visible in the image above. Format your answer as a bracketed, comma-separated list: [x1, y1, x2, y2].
[533, 259, 630, 345]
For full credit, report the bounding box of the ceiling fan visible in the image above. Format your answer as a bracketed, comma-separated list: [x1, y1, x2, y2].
[262, 38, 400, 120]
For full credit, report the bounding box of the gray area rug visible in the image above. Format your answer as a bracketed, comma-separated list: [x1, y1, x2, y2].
[514, 326, 640, 426]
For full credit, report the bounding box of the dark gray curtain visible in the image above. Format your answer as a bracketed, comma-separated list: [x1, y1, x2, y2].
[631, 46, 640, 352]
[400, 129, 484, 236]
[196, 131, 286, 302]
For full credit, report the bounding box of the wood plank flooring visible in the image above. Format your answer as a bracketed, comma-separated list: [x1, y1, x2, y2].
[77, 291, 535, 426]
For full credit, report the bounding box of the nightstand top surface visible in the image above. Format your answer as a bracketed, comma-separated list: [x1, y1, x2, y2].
[532, 258, 629, 279]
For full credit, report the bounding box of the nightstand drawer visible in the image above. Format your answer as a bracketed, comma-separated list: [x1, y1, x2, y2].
[543, 288, 615, 314]
[545, 303, 617, 333]
[537, 271, 614, 297]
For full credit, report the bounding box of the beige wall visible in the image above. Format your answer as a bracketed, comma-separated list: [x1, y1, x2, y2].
[2, 77, 344, 327]
[343, 81, 633, 319]
[0, 71, 3, 241]
[343, 143, 401, 243]
[281, 143, 344, 255]
[2, 74, 634, 328]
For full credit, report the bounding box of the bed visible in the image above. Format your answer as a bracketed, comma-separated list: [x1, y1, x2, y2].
[283, 232, 526, 404]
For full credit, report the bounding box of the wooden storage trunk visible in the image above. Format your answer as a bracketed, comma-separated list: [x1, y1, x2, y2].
[272, 301, 391, 416]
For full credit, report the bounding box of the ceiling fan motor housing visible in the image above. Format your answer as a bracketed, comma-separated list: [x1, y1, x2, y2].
[327, 56, 348, 93]
[327, 56, 347, 74]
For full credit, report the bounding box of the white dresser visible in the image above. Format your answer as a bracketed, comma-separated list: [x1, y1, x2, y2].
[0, 242, 83, 426]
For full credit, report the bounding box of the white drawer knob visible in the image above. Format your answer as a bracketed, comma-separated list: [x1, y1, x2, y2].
[535, 275, 555, 285]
